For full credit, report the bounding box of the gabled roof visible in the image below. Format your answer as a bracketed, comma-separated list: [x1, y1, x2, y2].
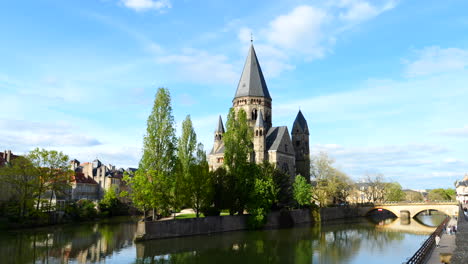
[72, 172, 98, 184]
[255, 110, 265, 128]
[216, 115, 225, 133]
[234, 44, 271, 100]
[266, 126, 293, 152]
[292, 110, 309, 134]
[210, 144, 225, 155]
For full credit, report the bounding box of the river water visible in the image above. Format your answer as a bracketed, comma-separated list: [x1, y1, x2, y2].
[0, 214, 446, 264]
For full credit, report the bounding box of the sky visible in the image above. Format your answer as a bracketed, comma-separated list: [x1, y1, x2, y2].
[1, 0, 467, 189]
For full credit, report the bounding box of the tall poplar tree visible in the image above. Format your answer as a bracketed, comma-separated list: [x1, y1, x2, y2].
[223, 108, 254, 214]
[139, 87, 177, 219]
[175, 115, 197, 210]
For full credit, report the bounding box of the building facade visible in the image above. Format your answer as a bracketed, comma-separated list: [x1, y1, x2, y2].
[456, 174, 468, 204]
[208, 44, 310, 179]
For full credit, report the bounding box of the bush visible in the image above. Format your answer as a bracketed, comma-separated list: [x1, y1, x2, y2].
[64, 200, 98, 221]
[201, 206, 220, 217]
[98, 187, 128, 217]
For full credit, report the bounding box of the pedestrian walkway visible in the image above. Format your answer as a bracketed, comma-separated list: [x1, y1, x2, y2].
[426, 218, 457, 264]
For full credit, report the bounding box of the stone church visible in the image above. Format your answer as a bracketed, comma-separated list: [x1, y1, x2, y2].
[208, 44, 310, 179]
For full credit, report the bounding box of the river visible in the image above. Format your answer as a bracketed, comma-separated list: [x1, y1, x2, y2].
[0, 214, 446, 264]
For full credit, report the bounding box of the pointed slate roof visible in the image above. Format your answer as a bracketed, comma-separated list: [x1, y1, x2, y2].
[255, 111, 265, 128]
[234, 44, 271, 100]
[216, 115, 225, 133]
[292, 110, 309, 134]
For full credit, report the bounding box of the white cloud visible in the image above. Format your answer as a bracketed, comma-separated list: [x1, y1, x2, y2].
[236, 1, 397, 77]
[265, 5, 329, 58]
[438, 125, 468, 137]
[404, 46, 468, 77]
[121, 0, 171, 12]
[335, 0, 397, 23]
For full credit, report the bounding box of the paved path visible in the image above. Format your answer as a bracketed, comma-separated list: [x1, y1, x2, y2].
[425, 218, 457, 264]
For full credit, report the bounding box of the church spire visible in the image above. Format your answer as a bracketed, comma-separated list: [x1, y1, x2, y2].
[255, 110, 265, 128]
[215, 115, 225, 133]
[234, 44, 271, 100]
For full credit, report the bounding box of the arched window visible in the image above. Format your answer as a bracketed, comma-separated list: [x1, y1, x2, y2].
[260, 130, 263, 136]
[256, 130, 259, 136]
[252, 109, 258, 121]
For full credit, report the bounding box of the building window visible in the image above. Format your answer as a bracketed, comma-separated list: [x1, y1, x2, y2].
[285, 144, 288, 152]
[252, 109, 258, 121]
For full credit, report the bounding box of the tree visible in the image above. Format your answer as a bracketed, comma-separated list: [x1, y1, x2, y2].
[384, 182, 405, 202]
[428, 188, 455, 201]
[0, 156, 38, 220]
[139, 87, 177, 220]
[246, 170, 278, 229]
[310, 152, 353, 206]
[223, 108, 255, 214]
[293, 175, 312, 208]
[362, 173, 386, 203]
[405, 190, 424, 202]
[98, 186, 126, 216]
[175, 115, 197, 212]
[188, 143, 210, 217]
[27, 148, 72, 212]
[122, 170, 152, 219]
[259, 161, 292, 208]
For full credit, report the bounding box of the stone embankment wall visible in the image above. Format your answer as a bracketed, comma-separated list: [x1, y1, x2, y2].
[451, 205, 468, 264]
[136, 209, 314, 241]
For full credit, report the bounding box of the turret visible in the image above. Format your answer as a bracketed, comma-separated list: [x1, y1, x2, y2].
[292, 110, 310, 181]
[253, 110, 266, 164]
[213, 115, 225, 151]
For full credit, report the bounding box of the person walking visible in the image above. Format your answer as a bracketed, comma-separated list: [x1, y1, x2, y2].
[447, 226, 451, 235]
[435, 235, 441, 248]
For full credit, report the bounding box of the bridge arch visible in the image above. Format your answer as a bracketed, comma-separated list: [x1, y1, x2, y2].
[364, 207, 399, 218]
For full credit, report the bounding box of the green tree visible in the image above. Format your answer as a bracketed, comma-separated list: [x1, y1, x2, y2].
[246, 174, 278, 229]
[0, 156, 38, 220]
[139, 87, 177, 220]
[384, 182, 405, 202]
[98, 186, 126, 216]
[122, 170, 152, 219]
[428, 188, 455, 201]
[27, 148, 72, 212]
[175, 115, 197, 212]
[223, 108, 255, 214]
[293, 175, 312, 208]
[188, 143, 210, 217]
[259, 161, 292, 208]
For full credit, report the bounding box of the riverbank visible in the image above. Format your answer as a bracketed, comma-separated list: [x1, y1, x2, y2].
[136, 209, 316, 241]
[136, 206, 386, 241]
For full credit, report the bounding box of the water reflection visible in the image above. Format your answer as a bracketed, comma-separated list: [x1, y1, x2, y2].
[1, 217, 137, 264]
[0, 215, 445, 264]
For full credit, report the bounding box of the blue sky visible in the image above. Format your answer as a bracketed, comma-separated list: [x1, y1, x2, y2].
[1, 0, 467, 189]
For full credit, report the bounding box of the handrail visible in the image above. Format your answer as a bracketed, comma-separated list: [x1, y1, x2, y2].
[405, 216, 450, 264]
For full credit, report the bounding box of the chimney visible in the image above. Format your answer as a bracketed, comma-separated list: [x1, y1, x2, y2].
[6, 150, 11, 163]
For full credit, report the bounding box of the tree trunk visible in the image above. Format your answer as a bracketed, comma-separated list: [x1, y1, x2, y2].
[152, 208, 156, 221]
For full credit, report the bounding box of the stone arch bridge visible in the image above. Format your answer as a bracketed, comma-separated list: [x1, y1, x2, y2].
[359, 202, 459, 218]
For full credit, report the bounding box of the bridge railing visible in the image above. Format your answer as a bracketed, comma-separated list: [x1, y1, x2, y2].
[376, 201, 457, 206]
[405, 216, 450, 264]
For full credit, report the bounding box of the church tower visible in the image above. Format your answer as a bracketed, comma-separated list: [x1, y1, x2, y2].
[213, 115, 225, 152]
[253, 110, 266, 164]
[232, 44, 272, 131]
[292, 110, 310, 181]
